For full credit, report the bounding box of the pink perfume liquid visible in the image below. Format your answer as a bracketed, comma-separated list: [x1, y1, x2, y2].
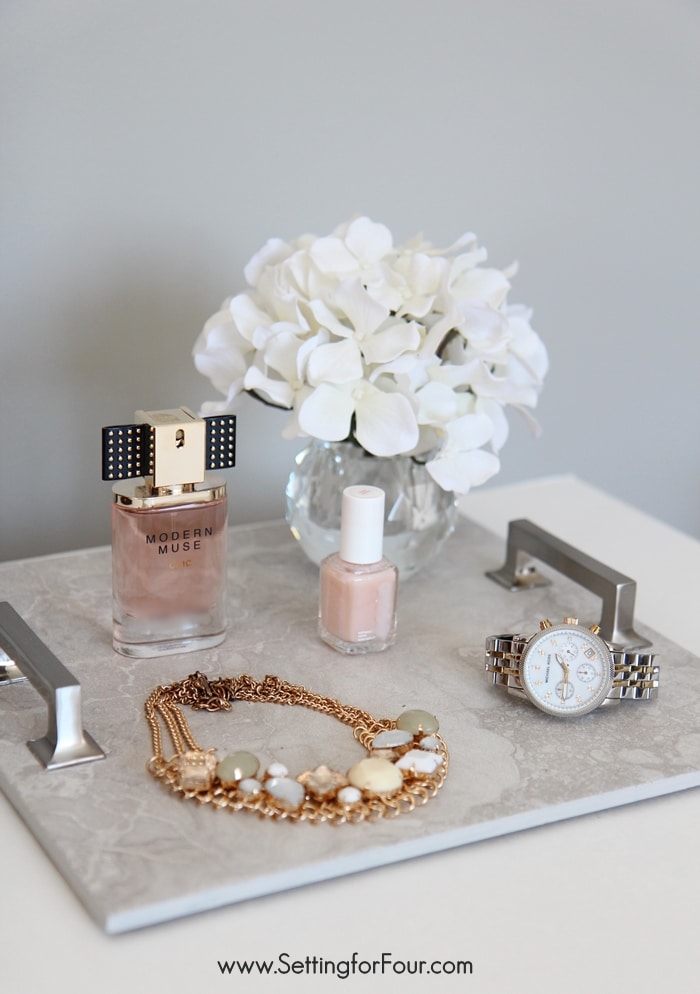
[319, 554, 398, 654]
[111, 495, 227, 657]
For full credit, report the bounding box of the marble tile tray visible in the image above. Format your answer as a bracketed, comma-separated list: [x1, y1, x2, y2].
[0, 518, 698, 933]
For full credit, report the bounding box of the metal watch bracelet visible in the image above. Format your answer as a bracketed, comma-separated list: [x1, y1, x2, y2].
[485, 634, 660, 705]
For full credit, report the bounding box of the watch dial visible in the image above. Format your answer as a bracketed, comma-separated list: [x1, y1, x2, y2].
[520, 624, 614, 717]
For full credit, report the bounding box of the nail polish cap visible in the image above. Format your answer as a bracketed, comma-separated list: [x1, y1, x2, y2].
[339, 485, 386, 565]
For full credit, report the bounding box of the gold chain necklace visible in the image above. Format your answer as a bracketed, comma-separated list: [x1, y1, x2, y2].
[145, 672, 448, 825]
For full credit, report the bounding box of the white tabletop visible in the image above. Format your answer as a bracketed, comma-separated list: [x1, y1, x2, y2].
[3, 475, 698, 994]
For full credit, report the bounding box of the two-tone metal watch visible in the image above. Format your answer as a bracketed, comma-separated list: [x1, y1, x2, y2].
[484, 617, 659, 718]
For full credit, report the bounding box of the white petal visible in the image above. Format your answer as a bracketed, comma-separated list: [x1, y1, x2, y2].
[369, 352, 420, 379]
[416, 381, 458, 426]
[421, 309, 461, 357]
[506, 305, 549, 381]
[310, 236, 358, 274]
[363, 269, 405, 313]
[307, 339, 363, 385]
[281, 385, 314, 438]
[393, 253, 444, 318]
[344, 217, 394, 264]
[406, 252, 443, 293]
[426, 448, 500, 493]
[333, 278, 389, 338]
[194, 307, 250, 356]
[475, 397, 510, 451]
[298, 383, 355, 441]
[297, 328, 330, 378]
[255, 266, 303, 323]
[361, 320, 422, 365]
[434, 231, 485, 258]
[447, 244, 487, 276]
[457, 302, 510, 353]
[309, 299, 353, 339]
[286, 248, 323, 300]
[454, 392, 476, 417]
[447, 359, 524, 406]
[451, 265, 511, 308]
[243, 365, 294, 409]
[229, 293, 273, 343]
[372, 353, 437, 392]
[413, 424, 442, 456]
[199, 396, 236, 416]
[429, 357, 483, 390]
[354, 384, 418, 456]
[194, 347, 247, 397]
[444, 412, 495, 451]
[470, 360, 540, 407]
[243, 238, 292, 286]
[262, 327, 306, 383]
[509, 404, 543, 437]
[193, 312, 251, 395]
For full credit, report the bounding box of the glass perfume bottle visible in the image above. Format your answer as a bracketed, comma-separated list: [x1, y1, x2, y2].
[101, 407, 236, 658]
[319, 485, 398, 654]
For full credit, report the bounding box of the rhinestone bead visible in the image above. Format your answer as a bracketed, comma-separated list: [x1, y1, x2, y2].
[395, 748, 444, 776]
[298, 764, 347, 799]
[419, 735, 441, 751]
[176, 750, 217, 791]
[266, 761, 289, 778]
[371, 729, 413, 750]
[238, 777, 263, 796]
[396, 709, 439, 735]
[337, 786, 362, 807]
[265, 777, 305, 811]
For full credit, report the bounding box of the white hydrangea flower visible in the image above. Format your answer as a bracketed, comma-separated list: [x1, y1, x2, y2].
[193, 217, 548, 493]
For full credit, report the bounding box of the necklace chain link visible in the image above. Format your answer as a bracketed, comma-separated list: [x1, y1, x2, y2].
[145, 672, 448, 825]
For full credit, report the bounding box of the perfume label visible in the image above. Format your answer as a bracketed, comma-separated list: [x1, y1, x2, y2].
[145, 527, 214, 554]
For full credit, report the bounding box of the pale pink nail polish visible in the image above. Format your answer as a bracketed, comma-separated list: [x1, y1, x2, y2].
[319, 485, 398, 654]
[102, 407, 236, 658]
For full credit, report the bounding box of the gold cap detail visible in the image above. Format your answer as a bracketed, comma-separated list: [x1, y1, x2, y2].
[135, 407, 206, 489]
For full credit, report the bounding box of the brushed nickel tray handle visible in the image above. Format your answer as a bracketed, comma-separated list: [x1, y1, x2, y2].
[0, 601, 105, 769]
[486, 519, 652, 649]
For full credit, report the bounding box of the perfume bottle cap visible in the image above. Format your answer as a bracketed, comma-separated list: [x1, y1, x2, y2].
[102, 408, 236, 491]
[339, 485, 386, 565]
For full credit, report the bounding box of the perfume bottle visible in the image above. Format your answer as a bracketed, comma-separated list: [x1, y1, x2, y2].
[319, 485, 398, 654]
[101, 407, 236, 658]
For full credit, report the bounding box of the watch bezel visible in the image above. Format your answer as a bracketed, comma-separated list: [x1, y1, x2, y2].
[520, 623, 615, 718]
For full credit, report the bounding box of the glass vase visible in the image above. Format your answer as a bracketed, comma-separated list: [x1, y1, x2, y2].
[285, 440, 456, 578]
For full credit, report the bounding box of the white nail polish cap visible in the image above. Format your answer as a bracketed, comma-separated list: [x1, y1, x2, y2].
[339, 485, 386, 565]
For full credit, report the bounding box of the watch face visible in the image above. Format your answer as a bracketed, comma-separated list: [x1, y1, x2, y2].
[520, 624, 614, 717]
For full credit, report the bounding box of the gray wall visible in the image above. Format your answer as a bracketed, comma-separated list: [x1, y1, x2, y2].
[2, 0, 699, 561]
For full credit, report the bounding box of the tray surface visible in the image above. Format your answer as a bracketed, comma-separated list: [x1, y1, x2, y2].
[0, 518, 697, 932]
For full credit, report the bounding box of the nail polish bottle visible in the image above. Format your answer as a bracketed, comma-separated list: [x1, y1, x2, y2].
[101, 407, 236, 658]
[319, 485, 398, 654]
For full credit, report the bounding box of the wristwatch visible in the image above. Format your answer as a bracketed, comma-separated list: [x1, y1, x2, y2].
[484, 617, 659, 718]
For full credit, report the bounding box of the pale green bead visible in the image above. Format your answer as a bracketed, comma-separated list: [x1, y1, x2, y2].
[217, 751, 259, 785]
[396, 709, 439, 735]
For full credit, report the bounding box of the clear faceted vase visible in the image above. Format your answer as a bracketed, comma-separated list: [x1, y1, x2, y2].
[285, 440, 457, 578]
